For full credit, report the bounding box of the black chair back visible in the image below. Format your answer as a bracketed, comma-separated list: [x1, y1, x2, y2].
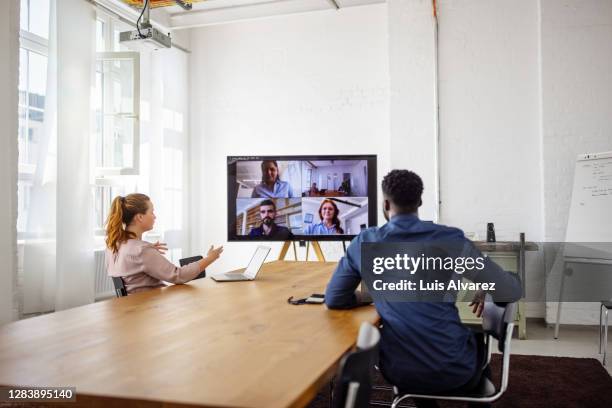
[112, 277, 127, 297]
[332, 323, 381, 408]
[179, 255, 205, 279]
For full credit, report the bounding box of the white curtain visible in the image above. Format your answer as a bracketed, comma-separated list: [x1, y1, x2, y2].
[19, 1, 191, 314]
[55, 0, 95, 310]
[21, 0, 96, 314]
[138, 46, 191, 262]
[22, 0, 57, 314]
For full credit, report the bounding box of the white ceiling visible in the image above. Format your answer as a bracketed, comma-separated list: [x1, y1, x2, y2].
[161, 0, 386, 29]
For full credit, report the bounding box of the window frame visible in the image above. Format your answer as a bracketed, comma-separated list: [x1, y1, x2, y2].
[94, 12, 140, 178]
[94, 51, 141, 177]
[17, 13, 50, 240]
[92, 12, 141, 237]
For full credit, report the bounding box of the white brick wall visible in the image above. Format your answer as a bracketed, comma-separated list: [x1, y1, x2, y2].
[432, 0, 545, 317]
[189, 4, 391, 274]
[541, 0, 612, 324]
[388, 0, 439, 221]
[187, 1, 611, 323]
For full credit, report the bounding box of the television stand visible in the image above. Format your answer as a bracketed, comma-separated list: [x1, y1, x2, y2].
[278, 241, 326, 262]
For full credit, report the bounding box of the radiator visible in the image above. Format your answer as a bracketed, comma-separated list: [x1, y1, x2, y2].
[94, 249, 115, 300]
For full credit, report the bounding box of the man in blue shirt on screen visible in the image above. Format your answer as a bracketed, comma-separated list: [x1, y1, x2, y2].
[325, 170, 522, 408]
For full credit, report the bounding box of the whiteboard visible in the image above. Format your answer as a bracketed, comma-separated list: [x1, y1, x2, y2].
[564, 151, 612, 260]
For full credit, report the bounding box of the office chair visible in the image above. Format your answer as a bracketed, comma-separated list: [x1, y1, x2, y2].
[112, 277, 128, 298]
[600, 300, 612, 365]
[332, 322, 381, 408]
[389, 297, 517, 408]
[179, 255, 205, 279]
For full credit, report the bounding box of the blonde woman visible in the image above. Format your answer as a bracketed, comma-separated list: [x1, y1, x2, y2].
[303, 199, 344, 235]
[105, 193, 223, 294]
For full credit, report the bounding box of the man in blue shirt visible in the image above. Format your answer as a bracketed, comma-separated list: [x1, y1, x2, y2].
[325, 170, 522, 408]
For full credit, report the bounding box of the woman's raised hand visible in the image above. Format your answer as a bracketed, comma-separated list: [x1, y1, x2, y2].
[207, 245, 224, 261]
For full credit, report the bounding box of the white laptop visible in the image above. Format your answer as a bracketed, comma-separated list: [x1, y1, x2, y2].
[212, 246, 271, 282]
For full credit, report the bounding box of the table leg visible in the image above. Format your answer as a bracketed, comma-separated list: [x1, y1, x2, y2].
[518, 301, 527, 340]
[554, 262, 569, 339]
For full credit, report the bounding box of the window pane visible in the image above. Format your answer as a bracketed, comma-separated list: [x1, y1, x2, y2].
[96, 19, 105, 52]
[19, 48, 28, 106]
[20, 50, 47, 167]
[20, 0, 29, 32]
[18, 107, 27, 164]
[102, 116, 135, 168]
[113, 29, 121, 52]
[95, 53, 138, 171]
[94, 69, 104, 167]
[17, 182, 32, 234]
[28, 51, 47, 101]
[113, 20, 131, 52]
[100, 58, 134, 114]
[94, 185, 125, 230]
[28, 0, 49, 39]
[27, 109, 43, 166]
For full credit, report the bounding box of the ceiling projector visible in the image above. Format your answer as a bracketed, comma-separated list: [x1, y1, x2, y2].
[119, 0, 172, 51]
[119, 27, 171, 51]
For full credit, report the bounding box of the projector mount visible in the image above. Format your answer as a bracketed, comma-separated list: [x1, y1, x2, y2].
[136, 0, 152, 37]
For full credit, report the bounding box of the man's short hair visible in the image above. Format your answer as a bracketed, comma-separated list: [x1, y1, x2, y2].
[381, 170, 423, 211]
[260, 199, 276, 210]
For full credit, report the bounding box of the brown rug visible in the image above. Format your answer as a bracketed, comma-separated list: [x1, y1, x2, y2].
[307, 354, 612, 408]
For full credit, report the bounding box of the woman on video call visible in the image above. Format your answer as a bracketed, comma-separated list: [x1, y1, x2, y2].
[105, 193, 223, 294]
[303, 199, 344, 235]
[251, 160, 295, 198]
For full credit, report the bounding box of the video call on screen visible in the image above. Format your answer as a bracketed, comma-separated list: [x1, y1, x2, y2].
[228, 157, 376, 240]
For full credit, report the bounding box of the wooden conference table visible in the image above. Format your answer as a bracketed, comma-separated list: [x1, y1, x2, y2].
[0, 261, 378, 408]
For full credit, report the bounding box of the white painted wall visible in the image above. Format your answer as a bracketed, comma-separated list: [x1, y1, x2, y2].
[0, 0, 19, 325]
[541, 0, 612, 243]
[388, 0, 439, 221]
[541, 0, 612, 324]
[189, 5, 390, 274]
[433, 0, 545, 317]
[186, 0, 611, 323]
[437, 0, 542, 242]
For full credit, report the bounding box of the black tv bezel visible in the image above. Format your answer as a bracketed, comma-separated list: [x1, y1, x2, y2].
[227, 155, 377, 242]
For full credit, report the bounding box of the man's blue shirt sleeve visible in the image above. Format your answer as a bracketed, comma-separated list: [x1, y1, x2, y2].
[325, 235, 363, 309]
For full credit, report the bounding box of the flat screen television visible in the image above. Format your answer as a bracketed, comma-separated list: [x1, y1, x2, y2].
[227, 155, 377, 241]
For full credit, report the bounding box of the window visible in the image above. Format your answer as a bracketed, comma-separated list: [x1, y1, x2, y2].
[18, 0, 49, 239]
[95, 14, 140, 176]
[94, 52, 140, 175]
[93, 13, 140, 234]
[18, 48, 47, 170]
[21, 0, 50, 40]
[93, 182, 127, 234]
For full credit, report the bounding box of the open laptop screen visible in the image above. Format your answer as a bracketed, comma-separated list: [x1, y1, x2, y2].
[244, 246, 271, 279]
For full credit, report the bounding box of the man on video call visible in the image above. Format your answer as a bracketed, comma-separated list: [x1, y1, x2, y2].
[248, 199, 292, 240]
[325, 170, 522, 408]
